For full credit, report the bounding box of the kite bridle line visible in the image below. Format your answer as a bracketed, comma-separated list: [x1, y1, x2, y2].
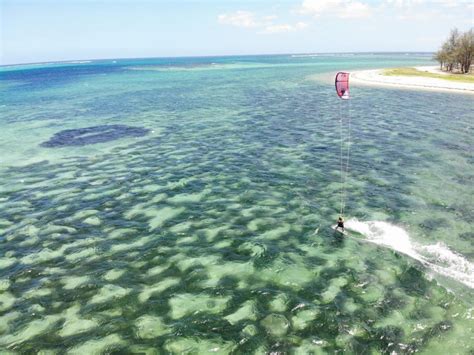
[339, 99, 344, 216]
[335, 71, 352, 219]
[339, 95, 351, 218]
[342, 99, 352, 217]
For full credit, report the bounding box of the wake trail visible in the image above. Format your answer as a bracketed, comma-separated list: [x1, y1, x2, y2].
[345, 219, 474, 289]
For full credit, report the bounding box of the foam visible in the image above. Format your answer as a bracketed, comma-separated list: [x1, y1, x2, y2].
[66, 61, 92, 64]
[346, 219, 474, 289]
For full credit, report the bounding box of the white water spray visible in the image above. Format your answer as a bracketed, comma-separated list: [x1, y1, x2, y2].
[345, 219, 474, 289]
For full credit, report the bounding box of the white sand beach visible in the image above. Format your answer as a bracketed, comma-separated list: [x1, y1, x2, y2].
[351, 66, 474, 94]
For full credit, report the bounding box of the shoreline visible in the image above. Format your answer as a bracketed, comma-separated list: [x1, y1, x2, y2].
[351, 66, 474, 94]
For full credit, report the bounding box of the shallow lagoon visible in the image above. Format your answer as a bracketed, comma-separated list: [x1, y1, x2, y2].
[0, 54, 473, 353]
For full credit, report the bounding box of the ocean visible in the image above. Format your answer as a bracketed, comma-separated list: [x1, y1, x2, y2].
[0, 54, 472, 353]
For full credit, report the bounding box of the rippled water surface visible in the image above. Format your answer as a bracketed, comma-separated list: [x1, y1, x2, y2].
[0, 54, 473, 354]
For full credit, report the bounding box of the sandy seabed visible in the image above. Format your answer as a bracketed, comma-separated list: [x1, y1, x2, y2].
[351, 66, 474, 94]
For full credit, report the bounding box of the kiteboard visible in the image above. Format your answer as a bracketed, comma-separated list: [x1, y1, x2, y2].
[331, 225, 347, 236]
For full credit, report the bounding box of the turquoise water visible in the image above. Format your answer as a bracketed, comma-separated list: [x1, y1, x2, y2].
[0, 54, 473, 353]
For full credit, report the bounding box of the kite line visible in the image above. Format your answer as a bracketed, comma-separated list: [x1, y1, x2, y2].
[335, 72, 351, 217]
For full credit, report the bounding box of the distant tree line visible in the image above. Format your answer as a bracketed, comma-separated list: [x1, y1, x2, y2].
[434, 28, 473, 74]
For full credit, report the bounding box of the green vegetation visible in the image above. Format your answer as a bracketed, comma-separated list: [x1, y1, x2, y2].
[383, 67, 474, 83]
[434, 28, 473, 73]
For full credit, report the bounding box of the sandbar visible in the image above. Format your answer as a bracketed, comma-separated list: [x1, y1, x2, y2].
[351, 66, 474, 94]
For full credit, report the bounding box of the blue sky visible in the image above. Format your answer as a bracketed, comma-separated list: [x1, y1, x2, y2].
[1, 0, 473, 64]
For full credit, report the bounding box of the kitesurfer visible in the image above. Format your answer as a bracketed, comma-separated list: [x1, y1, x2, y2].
[334, 72, 351, 228]
[335, 216, 344, 232]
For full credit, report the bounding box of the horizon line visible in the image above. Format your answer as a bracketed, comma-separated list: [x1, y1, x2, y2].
[0, 51, 435, 68]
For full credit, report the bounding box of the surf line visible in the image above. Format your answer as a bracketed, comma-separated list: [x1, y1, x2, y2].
[345, 219, 474, 289]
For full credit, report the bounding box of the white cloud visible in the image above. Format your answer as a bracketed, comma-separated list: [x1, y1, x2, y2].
[260, 22, 309, 34]
[218, 11, 308, 35]
[262, 15, 278, 22]
[262, 24, 295, 34]
[384, 0, 468, 8]
[382, 0, 471, 21]
[296, 22, 309, 30]
[397, 12, 434, 20]
[434, 0, 465, 7]
[384, 0, 423, 8]
[342, 2, 372, 18]
[217, 11, 260, 28]
[299, 0, 372, 19]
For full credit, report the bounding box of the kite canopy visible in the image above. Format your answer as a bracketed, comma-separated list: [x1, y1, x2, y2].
[335, 72, 350, 100]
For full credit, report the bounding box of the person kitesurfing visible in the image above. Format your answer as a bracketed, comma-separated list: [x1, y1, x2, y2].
[335, 216, 345, 233]
[333, 72, 351, 234]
